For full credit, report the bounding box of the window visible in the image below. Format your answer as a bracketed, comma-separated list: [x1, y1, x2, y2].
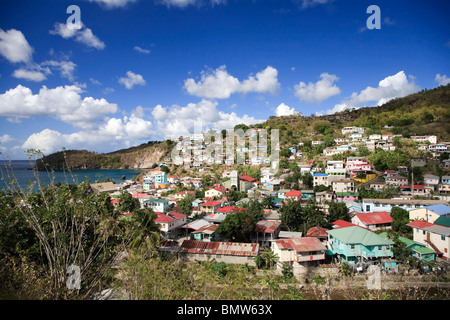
[441, 235, 446, 241]
[378, 246, 382, 250]
[350, 245, 355, 250]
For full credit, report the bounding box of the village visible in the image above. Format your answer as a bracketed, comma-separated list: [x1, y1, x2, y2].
[89, 126, 450, 283]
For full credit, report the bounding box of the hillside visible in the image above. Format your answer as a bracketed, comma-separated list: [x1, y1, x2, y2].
[36, 84, 450, 171]
[35, 141, 171, 171]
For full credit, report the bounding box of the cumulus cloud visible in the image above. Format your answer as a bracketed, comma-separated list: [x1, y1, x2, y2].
[275, 103, 297, 117]
[21, 114, 153, 155]
[0, 85, 118, 128]
[118, 71, 146, 89]
[151, 99, 263, 138]
[184, 66, 280, 99]
[294, 72, 341, 103]
[297, 0, 333, 9]
[50, 22, 105, 50]
[435, 74, 450, 86]
[0, 28, 33, 64]
[157, 0, 226, 8]
[316, 71, 419, 115]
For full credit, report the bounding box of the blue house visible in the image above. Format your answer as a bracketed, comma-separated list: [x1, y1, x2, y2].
[327, 226, 394, 263]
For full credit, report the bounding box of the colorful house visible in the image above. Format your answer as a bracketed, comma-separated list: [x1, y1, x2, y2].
[284, 190, 302, 202]
[379, 232, 436, 262]
[326, 226, 394, 263]
[351, 211, 393, 231]
[149, 198, 170, 213]
[192, 224, 219, 242]
[272, 237, 327, 268]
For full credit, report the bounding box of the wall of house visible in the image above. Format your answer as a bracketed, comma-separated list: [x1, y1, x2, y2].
[428, 232, 449, 260]
[409, 208, 440, 223]
[180, 253, 257, 266]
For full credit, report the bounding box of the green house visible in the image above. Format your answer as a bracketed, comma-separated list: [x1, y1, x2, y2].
[379, 232, 436, 262]
[327, 226, 394, 263]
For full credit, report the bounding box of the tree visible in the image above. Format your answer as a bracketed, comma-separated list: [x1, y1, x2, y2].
[118, 191, 140, 213]
[177, 194, 195, 216]
[216, 211, 257, 242]
[326, 202, 350, 228]
[280, 200, 304, 232]
[390, 207, 412, 237]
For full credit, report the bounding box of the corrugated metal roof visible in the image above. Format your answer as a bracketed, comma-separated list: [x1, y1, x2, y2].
[355, 212, 392, 225]
[179, 240, 259, 257]
[254, 220, 281, 234]
[407, 220, 434, 229]
[274, 237, 326, 252]
[327, 226, 394, 246]
[424, 204, 450, 216]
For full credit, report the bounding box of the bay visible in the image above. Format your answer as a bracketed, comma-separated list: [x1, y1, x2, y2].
[0, 160, 147, 192]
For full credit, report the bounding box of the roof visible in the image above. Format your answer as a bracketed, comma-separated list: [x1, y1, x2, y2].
[239, 174, 256, 182]
[254, 220, 281, 234]
[423, 225, 450, 237]
[434, 216, 450, 227]
[424, 204, 450, 216]
[327, 226, 394, 246]
[400, 185, 425, 189]
[216, 206, 235, 214]
[332, 220, 358, 229]
[154, 212, 186, 223]
[192, 224, 218, 234]
[181, 219, 212, 231]
[274, 237, 326, 253]
[178, 240, 259, 257]
[200, 201, 222, 207]
[363, 198, 447, 205]
[306, 226, 328, 237]
[285, 190, 302, 197]
[407, 220, 434, 229]
[90, 182, 117, 193]
[355, 212, 392, 226]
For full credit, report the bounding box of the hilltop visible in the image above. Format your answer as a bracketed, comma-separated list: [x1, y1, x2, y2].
[36, 84, 450, 171]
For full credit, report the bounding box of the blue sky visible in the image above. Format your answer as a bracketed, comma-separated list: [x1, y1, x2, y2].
[0, 0, 449, 159]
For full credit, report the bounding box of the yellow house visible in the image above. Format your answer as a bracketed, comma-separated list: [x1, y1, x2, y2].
[409, 204, 450, 223]
[205, 187, 227, 199]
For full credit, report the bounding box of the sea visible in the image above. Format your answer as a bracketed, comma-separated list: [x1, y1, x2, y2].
[0, 160, 147, 192]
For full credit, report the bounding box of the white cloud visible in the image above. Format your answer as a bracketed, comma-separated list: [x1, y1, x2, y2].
[41, 60, 77, 81]
[184, 65, 280, 99]
[275, 103, 296, 117]
[294, 72, 341, 103]
[0, 28, 33, 64]
[21, 114, 153, 155]
[134, 46, 151, 54]
[12, 69, 47, 82]
[118, 71, 146, 89]
[346, 71, 419, 106]
[50, 22, 105, 50]
[435, 74, 450, 86]
[0, 134, 14, 144]
[316, 71, 419, 115]
[0, 85, 118, 129]
[87, 0, 138, 9]
[150, 99, 263, 139]
[298, 0, 333, 9]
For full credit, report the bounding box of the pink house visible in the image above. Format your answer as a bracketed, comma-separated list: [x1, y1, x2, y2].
[346, 157, 372, 175]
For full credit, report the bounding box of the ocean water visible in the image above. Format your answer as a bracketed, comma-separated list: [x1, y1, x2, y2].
[0, 160, 147, 192]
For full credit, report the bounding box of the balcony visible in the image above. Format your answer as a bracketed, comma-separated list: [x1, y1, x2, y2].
[295, 252, 325, 262]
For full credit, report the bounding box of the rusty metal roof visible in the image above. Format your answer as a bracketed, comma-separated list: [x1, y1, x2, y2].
[179, 240, 259, 257]
[254, 220, 281, 234]
[274, 237, 326, 253]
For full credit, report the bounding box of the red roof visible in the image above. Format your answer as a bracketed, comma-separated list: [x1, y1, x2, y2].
[210, 187, 226, 193]
[407, 220, 434, 229]
[239, 174, 256, 182]
[179, 240, 259, 257]
[154, 212, 186, 223]
[200, 201, 222, 207]
[274, 237, 325, 252]
[216, 206, 235, 213]
[111, 198, 119, 204]
[254, 220, 281, 234]
[285, 190, 302, 197]
[400, 185, 425, 189]
[306, 226, 328, 237]
[332, 220, 358, 229]
[355, 212, 392, 225]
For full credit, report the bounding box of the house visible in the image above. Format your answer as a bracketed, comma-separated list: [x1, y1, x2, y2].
[191, 224, 219, 242]
[272, 237, 326, 268]
[331, 179, 356, 194]
[409, 204, 450, 223]
[154, 212, 187, 237]
[306, 227, 328, 243]
[178, 240, 260, 266]
[400, 185, 430, 196]
[284, 190, 302, 202]
[379, 232, 436, 262]
[326, 226, 394, 264]
[341, 127, 366, 135]
[90, 182, 118, 194]
[362, 198, 448, 213]
[385, 174, 409, 187]
[315, 191, 334, 204]
[423, 174, 440, 187]
[200, 201, 223, 214]
[313, 173, 330, 187]
[369, 181, 386, 191]
[407, 220, 450, 261]
[149, 198, 170, 213]
[411, 135, 437, 144]
[205, 187, 227, 199]
[331, 220, 359, 229]
[180, 219, 214, 239]
[216, 206, 237, 214]
[411, 157, 427, 167]
[351, 212, 392, 231]
[251, 220, 282, 248]
[442, 175, 450, 185]
[174, 190, 196, 200]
